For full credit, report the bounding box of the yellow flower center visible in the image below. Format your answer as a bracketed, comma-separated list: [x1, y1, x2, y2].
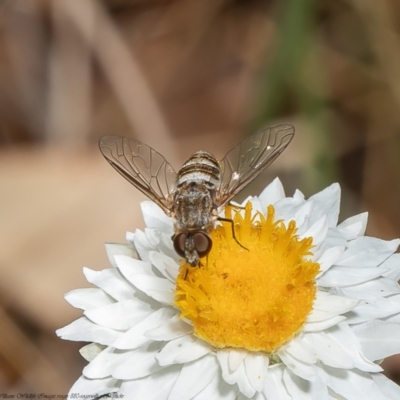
[174, 202, 319, 353]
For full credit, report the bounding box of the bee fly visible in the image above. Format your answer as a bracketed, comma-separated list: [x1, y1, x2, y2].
[99, 124, 294, 266]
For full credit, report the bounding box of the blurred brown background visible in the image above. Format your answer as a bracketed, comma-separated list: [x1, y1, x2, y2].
[1, 0, 400, 393]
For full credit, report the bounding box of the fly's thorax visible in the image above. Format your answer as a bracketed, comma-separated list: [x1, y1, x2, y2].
[173, 181, 216, 231]
[177, 150, 221, 189]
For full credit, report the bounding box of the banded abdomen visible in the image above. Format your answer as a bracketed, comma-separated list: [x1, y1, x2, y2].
[176, 150, 221, 188]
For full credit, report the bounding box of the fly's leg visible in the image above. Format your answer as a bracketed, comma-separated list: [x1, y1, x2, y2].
[217, 216, 249, 251]
[197, 257, 207, 269]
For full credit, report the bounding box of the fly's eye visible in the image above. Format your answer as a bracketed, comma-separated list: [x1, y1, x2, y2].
[194, 232, 212, 258]
[173, 233, 186, 258]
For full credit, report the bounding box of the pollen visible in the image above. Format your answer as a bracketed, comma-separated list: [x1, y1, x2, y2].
[174, 202, 319, 353]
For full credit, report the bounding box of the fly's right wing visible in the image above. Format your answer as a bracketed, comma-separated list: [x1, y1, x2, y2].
[216, 124, 294, 206]
[99, 135, 177, 213]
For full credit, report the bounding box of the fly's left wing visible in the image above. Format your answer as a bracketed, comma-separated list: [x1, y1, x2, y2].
[216, 124, 294, 206]
[99, 135, 177, 213]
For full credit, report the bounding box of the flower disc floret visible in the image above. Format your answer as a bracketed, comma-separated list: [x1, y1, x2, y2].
[175, 202, 319, 352]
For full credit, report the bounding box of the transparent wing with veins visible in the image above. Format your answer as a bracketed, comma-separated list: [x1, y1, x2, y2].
[99, 135, 177, 213]
[216, 124, 295, 206]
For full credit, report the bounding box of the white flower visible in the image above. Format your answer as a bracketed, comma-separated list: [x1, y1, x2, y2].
[57, 178, 400, 399]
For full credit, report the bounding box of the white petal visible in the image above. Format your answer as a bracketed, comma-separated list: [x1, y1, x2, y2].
[307, 183, 340, 228]
[283, 369, 329, 400]
[80, 343, 106, 362]
[119, 365, 181, 400]
[303, 315, 346, 332]
[68, 375, 119, 396]
[337, 221, 364, 241]
[384, 312, 400, 323]
[235, 362, 256, 399]
[318, 265, 387, 287]
[156, 335, 212, 366]
[353, 320, 400, 361]
[217, 349, 256, 398]
[274, 197, 303, 222]
[326, 386, 351, 399]
[168, 355, 220, 400]
[314, 246, 345, 275]
[244, 352, 269, 392]
[318, 366, 388, 400]
[338, 277, 400, 300]
[324, 227, 348, 247]
[105, 242, 139, 268]
[123, 275, 175, 305]
[141, 201, 174, 234]
[307, 292, 359, 323]
[83, 346, 132, 379]
[310, 244, 325, 264]
[302, 332, 354, 369]
[83, 267, 135, 301]
[112, 307, 176, 350]
[229, 349, 247, 371]
[299, 215, 328, 247]
[115, 254, 177, 305]
[345, 296, 400, 324]
[293, 202, 313, 235]
[336, 237, 399, 268]
[149, 251, 179, 282]
[279, 350, 317, 381]
[217, 349, 236, 385]
[336, 212, 368, 240]
[293, 188, 305, 201]
[132, 228, 160, 263]
[284, 337, 317, 364]
[65, 288, 114, 310]
[117, 256, 174, 304]
[193, 372, 238, 400]
[131, 230, 152, 260]
[217, 350, 233, 383]
[237, 390, 265, 400]
[381, 253, 400, 281]
[372, 373, 400, 399]
[115, 255, 155, 277]
[112, 343, 165, 379]
[145, 227, 162, 247]
[118, 378, 144, 399]
[263, 364, 291, 400]
[258, 177, 285, 208]
[145, 314, 193, 341]
[84, 299, 154, 330]
[324, 323, 381, 373]
[126, 230, 135, 246]
[338, 211, 368, 234]
[56, 317, 123, 345]
[133, 228, 179, 263]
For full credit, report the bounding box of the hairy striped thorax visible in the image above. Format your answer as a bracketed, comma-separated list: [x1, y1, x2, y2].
[99, 125, 294, 266]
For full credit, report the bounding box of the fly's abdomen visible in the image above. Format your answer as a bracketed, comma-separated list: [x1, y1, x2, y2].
[177, 150, 221, 188]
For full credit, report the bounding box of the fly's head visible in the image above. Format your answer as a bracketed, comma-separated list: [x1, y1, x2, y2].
[172, 231, 212, 267]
